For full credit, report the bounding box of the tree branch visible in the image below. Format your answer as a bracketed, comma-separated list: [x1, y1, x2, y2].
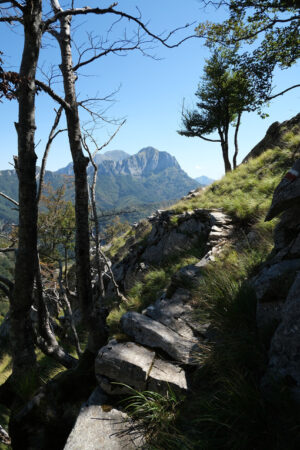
[0, 192, 19, 207]
[0, 15, 23, 23]
[267, 83, 300, 100]
[43, 5, 198, 48]
[36, 106, 65, 204]
[0, 0, 24, 11]
[35, 79, 71, 110]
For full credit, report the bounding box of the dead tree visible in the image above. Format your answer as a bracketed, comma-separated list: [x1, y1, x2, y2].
[1, 0, 197, 373]
[82, 122, 128, 306]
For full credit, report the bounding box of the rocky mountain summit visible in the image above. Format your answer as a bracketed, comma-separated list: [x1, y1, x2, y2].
[95, 147, 181, 177]
[0, 147, 199, 222]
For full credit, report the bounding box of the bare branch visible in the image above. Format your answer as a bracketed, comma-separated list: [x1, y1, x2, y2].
[43, 5, 198, 49]
[0, 191, 19, 207]
[0, 247, 16, 253]
[57, 260, 82, 357]
[36, 106, 65, 204]
[82, 122, 128, 305]
[35, 79, 71, 110]
[0, 15, 22, 23]
[0, 0, 24, 10]
[0, 275, 13, 290]
[267, 84, 300, 101]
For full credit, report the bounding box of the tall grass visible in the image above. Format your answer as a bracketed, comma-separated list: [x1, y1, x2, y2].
[173, 145, 299, 221]
[120, 385, 191, 450]
[176, 241, 300, 449]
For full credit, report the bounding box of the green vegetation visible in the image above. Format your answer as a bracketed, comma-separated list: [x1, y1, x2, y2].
[110, 129, 300, 449]
[108, 255, 199, 337]
[179, 48, 272, 172]
[121, 385, 189, 449]
[173, 136, 300, 228]
[176, 240, 300, 449]
[196, 0, 300, 70]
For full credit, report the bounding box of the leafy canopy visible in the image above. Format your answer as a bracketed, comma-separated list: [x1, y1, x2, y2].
[196, 0, 300, 69]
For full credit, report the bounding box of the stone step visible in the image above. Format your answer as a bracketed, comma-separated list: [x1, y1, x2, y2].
[121, 311, 199, 364]
[64, 387, 144, 450]
[144, 289, 198, 341]
[95, 341, 188, 396]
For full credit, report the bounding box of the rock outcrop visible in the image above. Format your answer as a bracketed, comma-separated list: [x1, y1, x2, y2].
[243, 113, 300, 163]
[95, 209, 234, 399]
[108, 208, 233, 293]
[253, 158, 300, 397]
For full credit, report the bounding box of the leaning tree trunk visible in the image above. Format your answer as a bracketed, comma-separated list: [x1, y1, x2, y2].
[233, 112, 241, 170]
[10, 0, 42, 377]
[52, 2, 107, 352]
[218, 127, 232, 173]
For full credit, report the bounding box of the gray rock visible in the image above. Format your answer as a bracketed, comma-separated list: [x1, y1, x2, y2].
[144, 293, 196, 340]
[147, 357, 187, 395]
[264, 273, 300, 398]
[273, 206, 300, 251]
[95, 341, 155, 391]
[121, 312, 199, 364]
[209, 210, 232, 226]
[251, 259, 300, 303]
[95, 342, 188, 396]
[256, 301, 284, 331]
[64, 387, 144, 449]
[265, 158, 300, 221]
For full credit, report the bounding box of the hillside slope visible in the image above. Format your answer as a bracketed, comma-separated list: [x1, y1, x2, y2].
[99, 112, 300, 449]
[4, 114, 300, 450]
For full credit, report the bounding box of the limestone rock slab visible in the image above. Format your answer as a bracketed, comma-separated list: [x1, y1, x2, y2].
[121, 312, 198, 364]
[95, 342, 188, 396]
[95, 341, 155, 391]
[64, 388, 143, 450]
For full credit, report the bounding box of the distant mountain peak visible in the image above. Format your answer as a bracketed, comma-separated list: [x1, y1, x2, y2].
[195, 175, 215, 186]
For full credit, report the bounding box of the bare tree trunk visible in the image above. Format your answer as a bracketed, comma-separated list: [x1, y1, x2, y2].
[233, 112, 241, 170]
[51, 0, 107, 352]
[218, 127, 232, 173]
[10, 0, 43, 377]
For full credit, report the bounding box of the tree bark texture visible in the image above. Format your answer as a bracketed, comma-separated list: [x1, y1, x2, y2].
[53, 2, 107, 351]
[10, 0, 42, 376]
[233, 113, 241, 169]
[218, 127, 232, 173]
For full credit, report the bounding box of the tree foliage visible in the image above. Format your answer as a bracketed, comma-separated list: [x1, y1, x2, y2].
[178, 49, 272, 171]
[196, 0, 300, 69]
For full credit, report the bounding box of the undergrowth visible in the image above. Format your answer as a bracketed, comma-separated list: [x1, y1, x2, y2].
[120, 385, 191, 449]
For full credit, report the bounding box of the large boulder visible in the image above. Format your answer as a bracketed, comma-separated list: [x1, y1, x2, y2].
[121, 312, 199, 364]
[243, 113, 300, 163]
[263, 273, 300, 399]
[265, 159, 300, 221]
[144, 288, 209, 340]
[64, 387, 144, 450]
[95, 342, 188, 396]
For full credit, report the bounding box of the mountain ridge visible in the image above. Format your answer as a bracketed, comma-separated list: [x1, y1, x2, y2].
[0, 147, 198, 223]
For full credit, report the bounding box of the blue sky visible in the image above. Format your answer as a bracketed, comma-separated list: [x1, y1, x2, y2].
[1, 0, 299, 179]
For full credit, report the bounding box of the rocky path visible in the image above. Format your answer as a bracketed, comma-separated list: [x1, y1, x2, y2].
[65, 208, 234, 449]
